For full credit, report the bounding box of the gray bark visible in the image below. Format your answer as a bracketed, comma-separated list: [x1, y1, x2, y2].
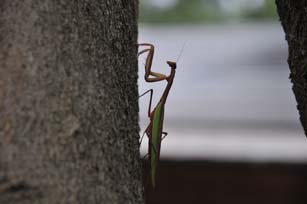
[276, 0, 307, 136]
[0, 1, 143, 204]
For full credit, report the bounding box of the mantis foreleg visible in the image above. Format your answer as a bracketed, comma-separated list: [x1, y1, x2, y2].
[138, 43, 168, 82]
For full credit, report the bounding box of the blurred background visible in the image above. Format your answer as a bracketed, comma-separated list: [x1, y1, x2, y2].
[138, 1, 307, 203]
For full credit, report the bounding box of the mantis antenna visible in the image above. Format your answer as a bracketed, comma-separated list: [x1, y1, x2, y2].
[176, 40, 187, 63]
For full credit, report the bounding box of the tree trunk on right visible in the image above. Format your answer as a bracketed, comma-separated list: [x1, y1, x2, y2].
[276, 0, 307, 136]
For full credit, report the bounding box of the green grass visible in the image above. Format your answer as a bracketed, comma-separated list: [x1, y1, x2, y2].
[241, 0, 278, 20]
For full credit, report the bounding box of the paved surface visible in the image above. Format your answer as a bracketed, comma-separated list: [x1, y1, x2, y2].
[138, 23, 307, 162]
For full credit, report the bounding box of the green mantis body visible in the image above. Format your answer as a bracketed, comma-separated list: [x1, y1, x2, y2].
[138, 43, 177, 189]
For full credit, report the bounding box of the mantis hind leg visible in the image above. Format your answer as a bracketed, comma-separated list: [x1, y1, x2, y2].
[142, 153, 149, 159]
[139, 89, 153, 117]
[162, 132, 168, 141]
[139, 131, 147, 146]
[141, 131, 168, 154]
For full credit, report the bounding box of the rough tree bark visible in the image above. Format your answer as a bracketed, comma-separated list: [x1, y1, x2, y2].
[276, 0, 307, 136]
[0, 1, 143, 204]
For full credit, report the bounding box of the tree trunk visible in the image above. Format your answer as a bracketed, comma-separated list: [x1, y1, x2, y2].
[0, 1, 143, 203]
[276, 0, 307, 136]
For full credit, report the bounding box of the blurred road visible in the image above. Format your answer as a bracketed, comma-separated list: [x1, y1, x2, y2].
[138, 23, 307, 162]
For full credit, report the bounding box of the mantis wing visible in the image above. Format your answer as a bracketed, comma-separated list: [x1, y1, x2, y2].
[150, 102, 164, 188]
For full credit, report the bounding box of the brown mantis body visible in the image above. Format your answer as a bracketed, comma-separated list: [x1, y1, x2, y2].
[138, 43, 177, 189]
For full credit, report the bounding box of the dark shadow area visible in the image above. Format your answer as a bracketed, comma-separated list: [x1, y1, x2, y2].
[144, 159, 307, 204]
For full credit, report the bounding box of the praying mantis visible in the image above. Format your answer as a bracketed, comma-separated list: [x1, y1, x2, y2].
[138, 43, 180, 189]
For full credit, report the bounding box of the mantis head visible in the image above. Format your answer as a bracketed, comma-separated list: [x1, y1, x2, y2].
[167, 61, 177, 69]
